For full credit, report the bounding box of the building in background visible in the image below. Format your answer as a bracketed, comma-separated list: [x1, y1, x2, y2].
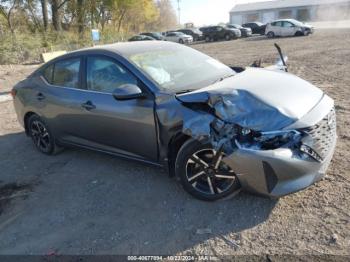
[230, 0, 350, 25]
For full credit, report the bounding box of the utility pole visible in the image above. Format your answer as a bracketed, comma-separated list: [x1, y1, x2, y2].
[177, 0, 181, 26]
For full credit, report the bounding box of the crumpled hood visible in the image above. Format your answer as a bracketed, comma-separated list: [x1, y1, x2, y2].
[176, 67, 323, 131]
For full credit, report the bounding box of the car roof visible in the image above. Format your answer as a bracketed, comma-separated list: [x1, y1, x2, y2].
[272, 19, 295, 22]
[61, 41, 185, 58]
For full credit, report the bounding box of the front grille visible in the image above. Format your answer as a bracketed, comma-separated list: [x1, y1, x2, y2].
[303, 107, 336, 160]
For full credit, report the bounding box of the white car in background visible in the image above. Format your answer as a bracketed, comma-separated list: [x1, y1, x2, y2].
[165, 31, 193, 44]
[265, 19, 314, 38]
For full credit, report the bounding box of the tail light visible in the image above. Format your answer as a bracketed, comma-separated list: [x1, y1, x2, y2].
[11, 89, 17, 98]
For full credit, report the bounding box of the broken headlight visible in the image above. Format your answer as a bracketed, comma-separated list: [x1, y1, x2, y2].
[300, 144, 323, 162]
[235, 127, 302, 150]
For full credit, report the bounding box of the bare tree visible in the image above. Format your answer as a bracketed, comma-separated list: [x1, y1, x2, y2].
[50, 0, 69, 31]
[40, 0, 48, 31]
[76, 0, 85, 34]
[0, 0, 19, 34]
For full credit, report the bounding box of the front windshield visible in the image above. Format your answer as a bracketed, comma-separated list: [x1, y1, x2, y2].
[128, 45, 235, 92]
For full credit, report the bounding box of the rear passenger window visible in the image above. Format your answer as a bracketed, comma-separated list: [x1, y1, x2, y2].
[43, 64, 54, 84]
[52, 58, 81, 88]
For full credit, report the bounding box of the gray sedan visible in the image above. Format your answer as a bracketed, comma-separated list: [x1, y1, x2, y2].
[12, 41, 336, 201]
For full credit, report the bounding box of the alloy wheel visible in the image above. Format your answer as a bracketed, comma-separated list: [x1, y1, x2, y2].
[185, 148, 237, 195]
[30, 120, 51, 153]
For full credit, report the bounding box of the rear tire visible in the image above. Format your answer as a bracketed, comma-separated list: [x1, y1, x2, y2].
[175, 139, 241, 201]
[27, 115, 63, 155]
[205, 36, 211, 42]
[267, 31, 275, 38]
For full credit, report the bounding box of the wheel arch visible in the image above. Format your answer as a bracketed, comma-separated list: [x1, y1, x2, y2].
[167, 132, 191, 177]
[23, 111, 38, 136]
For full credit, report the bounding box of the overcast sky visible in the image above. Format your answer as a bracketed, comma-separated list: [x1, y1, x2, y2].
[170, 0, 275, 26]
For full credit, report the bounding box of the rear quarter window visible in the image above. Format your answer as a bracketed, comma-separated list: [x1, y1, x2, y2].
[42, 64, 54, 84]
[52, 58, 81, 89]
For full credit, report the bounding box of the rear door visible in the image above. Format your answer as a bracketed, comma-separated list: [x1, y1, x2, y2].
[37, 56, 89, 141]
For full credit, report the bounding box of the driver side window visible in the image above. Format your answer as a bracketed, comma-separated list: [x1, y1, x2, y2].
[275, 21, 283, 27]
[87, 56, 138, 93]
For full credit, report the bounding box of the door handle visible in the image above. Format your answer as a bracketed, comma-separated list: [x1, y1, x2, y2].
[37, 93, 45, 101]
[81, 101, 96, 111]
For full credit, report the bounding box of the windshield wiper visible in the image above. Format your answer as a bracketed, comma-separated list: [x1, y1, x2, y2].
[175, 89, 195, 94]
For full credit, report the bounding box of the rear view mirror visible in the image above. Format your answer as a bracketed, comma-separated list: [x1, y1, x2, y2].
[112, 84, 144, 100]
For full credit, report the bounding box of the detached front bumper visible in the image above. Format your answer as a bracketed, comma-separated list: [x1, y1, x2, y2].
[224, 138, 336, 197]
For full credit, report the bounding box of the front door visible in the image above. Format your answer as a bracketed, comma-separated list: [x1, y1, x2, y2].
[75, 55, 158, 161]
[282, 21, 296, 36]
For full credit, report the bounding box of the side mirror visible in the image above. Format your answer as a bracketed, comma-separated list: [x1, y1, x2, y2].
[112, 84, 144, 100]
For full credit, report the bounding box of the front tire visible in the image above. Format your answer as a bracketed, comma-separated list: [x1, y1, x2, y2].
[28, 115, 62, 155]
[175, 139, 241, 201]
[179, 38, 184, 44]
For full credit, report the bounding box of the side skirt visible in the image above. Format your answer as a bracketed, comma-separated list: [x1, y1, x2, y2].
[58, 140, 164, 168]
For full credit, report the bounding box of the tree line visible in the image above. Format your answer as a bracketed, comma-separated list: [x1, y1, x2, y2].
[0, 0, 178, 37]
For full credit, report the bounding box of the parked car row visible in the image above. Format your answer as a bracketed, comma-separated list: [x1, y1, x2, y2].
[129, 31, 194, 44]
[128, 19, 313, 44]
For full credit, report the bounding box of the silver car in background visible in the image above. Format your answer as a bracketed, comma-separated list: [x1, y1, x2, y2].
[165, 31, 193, 44]
[266, 19, 314, 38]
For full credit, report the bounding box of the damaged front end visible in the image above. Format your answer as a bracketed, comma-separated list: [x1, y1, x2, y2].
[172, 70, 337, 197]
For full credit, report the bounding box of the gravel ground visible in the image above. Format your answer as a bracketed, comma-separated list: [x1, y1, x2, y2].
[0, 29, 349, 256]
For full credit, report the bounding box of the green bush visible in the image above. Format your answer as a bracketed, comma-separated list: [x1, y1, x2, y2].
[0, 30, 131, 65]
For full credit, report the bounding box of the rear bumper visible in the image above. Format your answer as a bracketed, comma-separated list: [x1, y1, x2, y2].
[223, 135, 336, 198]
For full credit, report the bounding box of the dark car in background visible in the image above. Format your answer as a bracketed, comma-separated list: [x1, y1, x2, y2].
[177, 28, 203, 41]
[200, 25, 241, 42]
[141, 32, 165, 40]
[128, 35, 155, 41]
[242, 22, 266, 35]
[227, 24, 252, 37]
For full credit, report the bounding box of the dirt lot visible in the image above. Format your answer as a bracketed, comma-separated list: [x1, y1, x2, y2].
[0, 29, 349, 256]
